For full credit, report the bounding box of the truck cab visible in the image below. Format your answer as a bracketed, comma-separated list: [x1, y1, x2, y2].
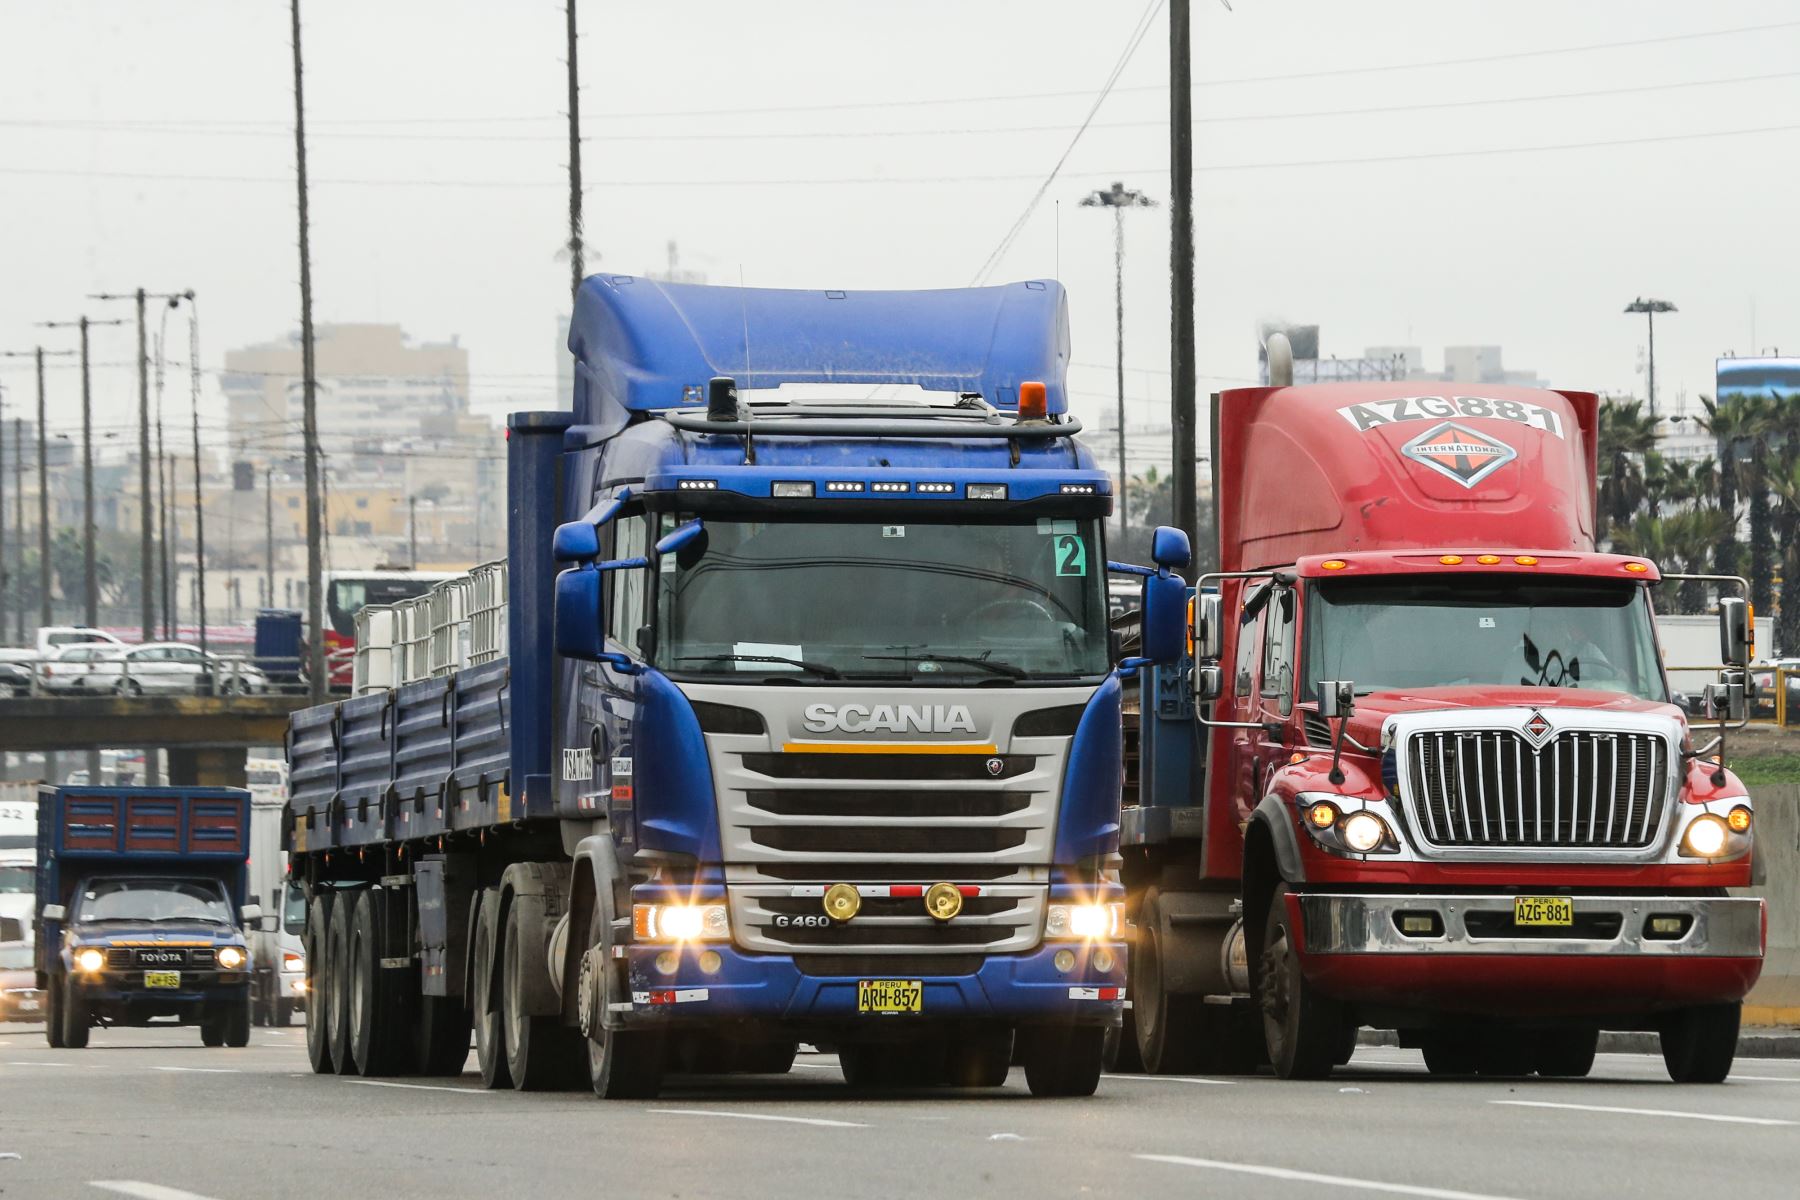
[35, 787, 261, 1049]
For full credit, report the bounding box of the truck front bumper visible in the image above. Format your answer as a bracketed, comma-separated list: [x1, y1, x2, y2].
[1292, 892, 1765, 1016]
[617, 942, 1126, 1029]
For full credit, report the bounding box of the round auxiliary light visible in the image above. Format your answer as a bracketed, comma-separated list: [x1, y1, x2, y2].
[654, 951, 679, 976]
[1342, 812, 1387, 853]
[1307, 801, 1339, 830]
[924, 882, 965, 922]
[1053, 949, 1077, 974]
[823, 883, 862, 923]
[1727, 806, 1753, 834]
[697, 950, 723, 975]
[1439, 555, 1464, 565]
[1625, 561, 1649, 573]
[1093, 946, 1117, 974]
[1476, 554, 1502, 565]
[1322, 559, 1348, 571]
[1513, 555, 1539, 566]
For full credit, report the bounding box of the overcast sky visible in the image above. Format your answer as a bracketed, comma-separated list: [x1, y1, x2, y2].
[3, 0, 1797, 463]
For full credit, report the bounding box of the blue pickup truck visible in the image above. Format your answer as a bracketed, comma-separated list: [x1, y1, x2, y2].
[285, 278, 1188, 1098]
[35, 786, 262, 1048]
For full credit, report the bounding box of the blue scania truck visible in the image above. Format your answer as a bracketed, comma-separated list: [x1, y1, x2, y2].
[285, 278, 1187, 1098]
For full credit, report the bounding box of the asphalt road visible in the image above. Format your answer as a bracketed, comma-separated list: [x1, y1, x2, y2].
[3, 1021, 1798, 1200]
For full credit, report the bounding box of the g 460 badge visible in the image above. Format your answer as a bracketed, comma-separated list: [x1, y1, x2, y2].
[1401, 421, 1517, 489]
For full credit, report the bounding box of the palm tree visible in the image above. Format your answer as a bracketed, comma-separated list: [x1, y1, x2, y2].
[1698, 395, 1756, 579]
[1771, 457, 1800, 652]
[1597, 400, 1658, 535]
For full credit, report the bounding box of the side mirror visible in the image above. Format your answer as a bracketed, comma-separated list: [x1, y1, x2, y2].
[41, 903, 66, 923]
[554, 566, 607, 661]
[1195, 592, 1223, 661]
[553, 521, 601, 564]
[1150, 526, 1191, 571]
[1719, 597, 1750, 667]
[1705, 671, 1748, 722]
[1192, 663, 1223, 703]
[1318, 679, 1356, 720]
[239, 904, 263, 925]
[1140, 573, 1188, 665]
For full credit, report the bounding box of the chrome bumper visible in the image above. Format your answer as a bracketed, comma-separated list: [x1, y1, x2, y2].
[1298, 893, 1764, 958]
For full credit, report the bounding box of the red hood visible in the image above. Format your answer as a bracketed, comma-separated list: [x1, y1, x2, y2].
[1343, 686, 1684, 746]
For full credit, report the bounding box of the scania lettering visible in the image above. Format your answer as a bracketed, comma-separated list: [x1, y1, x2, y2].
[282, 279, 1188, 1098]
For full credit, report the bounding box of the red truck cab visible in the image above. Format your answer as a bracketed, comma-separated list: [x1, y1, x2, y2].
[1124, 379, 1763, 1083]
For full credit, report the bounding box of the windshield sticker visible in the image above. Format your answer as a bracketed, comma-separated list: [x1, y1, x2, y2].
[1479, 617, 1496, 628]
[882, 525, 905, 538]
[1037, 518, 1076, 535]
[733, 641, 805, 670]
[1400, 421, 1518, 489]
[1335, 395, 1563, 439]
[1054, 534, 1089, 577]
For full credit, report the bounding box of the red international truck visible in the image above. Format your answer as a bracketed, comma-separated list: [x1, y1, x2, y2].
[1123, 366, 1765, 1083]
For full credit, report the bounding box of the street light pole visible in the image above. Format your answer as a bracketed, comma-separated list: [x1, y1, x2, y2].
[1624, 297, 1677, 423]
[1081, 181, 1156, 531]
[1, 348, 74, 627]
[41, 317, 125, 628]
[293, 0, 326, 702]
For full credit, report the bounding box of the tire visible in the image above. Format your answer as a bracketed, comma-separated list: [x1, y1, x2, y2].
[45, 974, 66, 1049]
[223, 996, 251, 1047]
[304, 890, 335, 1074]
[1334, 1022, 1360, 1067]
[415, 994, 473, 1077]
[200, 1008, 226, 1047]
[502, 898, 581, 1090]
[277, 999, 295, 1028]
[732, 1040, 800, 1075]
[328, 887, 357, 1075]
[1419, 1032, 1478, 1076]
[1018, 1025, 1105, 1097]
[117, 678, 142, 697]
[1661, 1003, 1739, 1083]
[1106, 1007, 1143, 1073]
[472, 893, 512, 1090]
[578, 907, 663, 1099]
[1257, 884, 1348, 1080]
[62, 980, 90, 1049]
[945, 1028, 1013, 1088]
[1131, 887, 1207, 1073]
[1533, 1029, 1598, 1078]
[348, 890, 380, 1075]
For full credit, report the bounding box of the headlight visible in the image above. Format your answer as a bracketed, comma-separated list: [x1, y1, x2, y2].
[1341, 812, 1389, 853]
[1045, 902, 1124, 940]
[1681, 814, 1730, 858]
[75, 947, 105, 973]
[216, 946, 246, 970]
[632, 902, 729, 943]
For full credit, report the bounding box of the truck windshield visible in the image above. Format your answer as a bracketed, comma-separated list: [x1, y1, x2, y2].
[0, 864, 33, 893]
[75, 878, 233, 925]
[1303, 577, 1666, 701]
[654, 516, 1110, 682]
[283, 882, 307, 935]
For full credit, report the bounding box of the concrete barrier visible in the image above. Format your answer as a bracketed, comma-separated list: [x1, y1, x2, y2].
[1742, 782, 1799, 1026]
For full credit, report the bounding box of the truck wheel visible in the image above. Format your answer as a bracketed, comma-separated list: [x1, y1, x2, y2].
[201, 1008, 227, 1046]
[945, 1028, 1013, 1088]
[348, 890, 380, 1075]
[277, 999, 295, 1027]
[1534, 1029, 1598, 1078]
[45, 974, 66, 1049]
[1131, 887, 1206, 1073]
[578, 911, 663, 1099]
[1258, 884, 1347, 1080]
[1661, 1003, 1739, 1083]
[473, 893, 512, 1089]
[225, 994, 252, 1048]
[328, 887, 358, 1075]
[61, 981, 90, 1049]
[1105, 1008, 1143, 1073]
[304, 890, 335, 1074]
[1018, 1025, 1105, 1097]
[415, 994, 473, 1077]
[1419, 1032, 1477, 1075]
[502, 898, 581, 1090]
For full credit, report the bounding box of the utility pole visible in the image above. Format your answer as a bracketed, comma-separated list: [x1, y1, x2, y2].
[174, 294, 208, 657]
[155, 301, 176, 637]
[1624, 297, 1677, 424]
[293, 0, 325, 702]
[566, 0, 584, 299]
[1169, 0, 1199, 573]
[41, 316, 125, 627]
[0, 384, 8, 640]
[1081, 181, 1155, 531]
[1, 349, 71, 629]
[265, 465, 274, 607]
[12, 415, 22, 643]
[408, 495, 418, 569]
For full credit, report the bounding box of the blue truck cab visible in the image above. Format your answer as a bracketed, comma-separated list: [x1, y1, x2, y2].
[34, 787, 259, 1049]
[285, 278, 1189, 1098]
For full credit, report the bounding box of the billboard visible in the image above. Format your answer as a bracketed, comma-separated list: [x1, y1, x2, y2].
[1716, 356, 1800, 402]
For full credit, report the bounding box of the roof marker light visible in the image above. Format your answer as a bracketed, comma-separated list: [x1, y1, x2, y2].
[967, 483, 1008, 501]
[1018, 380, 1048, 421]
[1514, 555, 1539, 566]
[870, 482, 909, 493]
[824, 481, 865, 493]
[916, 482, 955, 494]
[1439, 554, 1464, 565]
[1476, 554, 1502, 565]
[1625, 561, 1649, 573]
[677, 479, 718, 491]
[772, 481, 814, 498]
[1059, 483, 1098, 495]
[1321, 559, 1348, 571]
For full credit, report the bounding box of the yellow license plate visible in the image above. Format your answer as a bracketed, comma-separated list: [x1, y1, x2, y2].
[144, 971, 181, 989]
[857, 979, 923, 1014]
[1513, 896, 1573, 927]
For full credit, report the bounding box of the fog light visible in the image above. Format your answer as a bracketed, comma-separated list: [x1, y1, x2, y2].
[654, 951, 679, 975]
[697, 950, 722, 975]
[1341, 812, 1388, 853]
[75, 947, 105, 973]
[1306, 801, 1338, 830]
[1682, 814, 1729, 858]
[1727, 806, 1752, 834]
[1093, 947, 1116, 973]
[823, 883, 861, 922]
[924, 882, 964, 922]
[1053, 949, 1076, 973]
[1650, 917, 1685, 935]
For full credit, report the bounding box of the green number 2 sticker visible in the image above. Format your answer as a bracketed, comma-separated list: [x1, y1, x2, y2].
[1054, 534, 1088, 577]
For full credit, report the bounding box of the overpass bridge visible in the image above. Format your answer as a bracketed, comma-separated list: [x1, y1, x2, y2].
[0, 694, 314, 785]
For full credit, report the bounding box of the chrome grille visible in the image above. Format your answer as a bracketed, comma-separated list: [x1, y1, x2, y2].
[1404, 729, 1671, 849]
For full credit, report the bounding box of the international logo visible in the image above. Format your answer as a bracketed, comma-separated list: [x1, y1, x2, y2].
[1522, 709, 1553, 748]
[1401, 421, 1517, 489]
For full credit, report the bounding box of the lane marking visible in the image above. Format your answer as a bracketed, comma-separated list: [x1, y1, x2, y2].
[91, 1183, 226, 1200]
[1728, 1074, 1800, 1083]
[648, 1108, 868, 1129]
[151, 1066, 240, 1074]
[1136, 1155, 1529, 1200]
[1104, 1073, 1236, 1086]
[1492, 1100, 1795, 1127]
[344, 1079, 492, 1095]
[5, 1060, 76, 1067]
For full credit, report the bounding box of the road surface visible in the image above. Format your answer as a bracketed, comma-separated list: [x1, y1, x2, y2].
[2, 1022, 1796, 1199]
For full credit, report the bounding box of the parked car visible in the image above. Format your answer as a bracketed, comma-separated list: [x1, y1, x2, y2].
[1752, 657, 1800, 721]
[112, 643, 269, 697]
[38, 645, 126, 695]
[0, 940, 44, 1022]
[0, 661, 31, 697]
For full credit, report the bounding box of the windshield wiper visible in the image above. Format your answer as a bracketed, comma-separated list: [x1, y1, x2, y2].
[676, 653, 842, 679]
[862, 652, 1027, 680]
